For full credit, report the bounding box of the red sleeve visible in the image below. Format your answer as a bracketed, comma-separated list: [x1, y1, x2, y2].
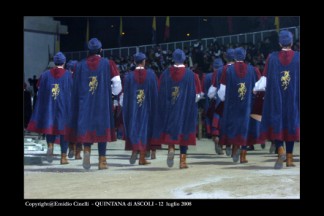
[194, 73, 202, 94]
[254, 67, 261, 80]
[109, 60, 120, 78]
[220, 65, 228, 85]
[262, 54, 270, 77]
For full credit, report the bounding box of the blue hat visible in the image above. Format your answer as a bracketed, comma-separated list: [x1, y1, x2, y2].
[88, 38, 102, 50]
[279, 30, 293, 46]
[173, 49, 186, 63]
[226, 48, 235, 61]
[234, 47, 246, 61]
[213, 58, 223, 69]
[54, 52, 66, 65]
[134, 52, 146, 62]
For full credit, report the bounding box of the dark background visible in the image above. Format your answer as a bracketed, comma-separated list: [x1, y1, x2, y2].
[54, 16, 299, 52]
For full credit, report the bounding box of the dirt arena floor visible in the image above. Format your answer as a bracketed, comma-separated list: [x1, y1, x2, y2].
[24, 139, 300, 199]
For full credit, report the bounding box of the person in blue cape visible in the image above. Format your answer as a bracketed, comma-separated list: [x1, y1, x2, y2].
[217, 47, 262, 163]
[208, 49, 235, 156]
[254, 30, 299, 169]
[67, 38, 122, 170]
[27, 52, 73, 165]
[157, 49, 202, 169]
[122, 52, 160, 165]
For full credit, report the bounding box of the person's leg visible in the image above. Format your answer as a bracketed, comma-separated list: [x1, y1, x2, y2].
[240, 145, 248, 163]
[274, 140, 286, 169]
[59, 135, 69, 164]
[167, 144, 175, 168]
[98, 142, 108, 169]
[180, 145, 188, 169]
[285, 141, 296, 167]
[45, 134, 56, 163]
[75, 143, 83, 160]
[83, 143, 92, 170]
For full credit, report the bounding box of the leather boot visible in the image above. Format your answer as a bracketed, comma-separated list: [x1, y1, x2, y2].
[98, 156, 108, 170]
[274, 146, 286, 169]
[130, 150, 138, 164]
[68, 143, 75, 158]
[75, 144, 82, 160]
[139, 151, 151, 165]
[47, 143, 54, 163]
[240, 150, 248, 163]
[286, 153, 296, 167]
[151, 150, 156, 159]
[83, 146, 91, 170]
[180, 154, 188, 169]
[60, 153, 69, 164]
[167, 145, 175, 168]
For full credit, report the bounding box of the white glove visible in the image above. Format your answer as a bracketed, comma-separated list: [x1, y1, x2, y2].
[119, 93, 123, 107]
[207, 86, 217, 99]
[113, 100, 118, 108]
[111, 76, 122, 95]
[195, 94, 201, 103]
[217, 84, 226, 101]
[253, 76, 267, 91]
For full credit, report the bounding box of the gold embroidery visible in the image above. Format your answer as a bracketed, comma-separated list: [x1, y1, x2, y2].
[89, 76, 98, 95]
[281, 70, 290, 90]
[136, 89, 145, 107]
[171, 86, 180, 104]
[51, 84, 60, 100]
[237, 82, 247, 100]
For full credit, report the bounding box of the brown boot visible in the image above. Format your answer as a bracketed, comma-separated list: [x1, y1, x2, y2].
[75, 144, 82, 160]
[83, 146, 91, 170]
[274, 146, 286, 169]
[47, 143, 54, 163]
[98, 156, 108, 170]
[139, 151, 151, 165]
[167, 145, 175, 167]
[68, 143, 75, 158]
[60, 153, 69, 164]
[151, 150, 156, 159]
[180, 154, 188, 169]
[286, 153, 296, 167]
[240, 150, 248, 163]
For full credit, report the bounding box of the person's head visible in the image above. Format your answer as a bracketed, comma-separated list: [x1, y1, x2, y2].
[279, 30, 293, 48]
[234, 47, 246, 61]
[173, 49, 186, 64]
[134, 52, 146, 66]
[213, 58, 223, 69]
[88, 38, 102, 55]
[66, 60, 78, 72]
[53, 52, 66, 66]
[225, 48, 235, 62]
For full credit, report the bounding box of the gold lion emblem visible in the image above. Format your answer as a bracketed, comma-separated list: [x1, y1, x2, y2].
[171, 86, 180, 104]
[137, 89, 145, 107]
[237, 82, 247, 100]
[89, 76, 98, 95]
[281, 70, 290, 90]
[51, 84, 60, 100]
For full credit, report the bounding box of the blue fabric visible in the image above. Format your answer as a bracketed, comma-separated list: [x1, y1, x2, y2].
[279, 30, 293, 46]
[226, 49, 235, 61]
[180, 145, 188, 154]
[220, 63, 259, 146]
[46, 135, 68, 153]
[68, 57, 115, 142]
[261, 52, 300, 141]
[203, 73, 213, 112]
[98, 142, 107, 156]
[54, 52, 66, 65]
[234, 47, 246, 61]
[28, 70, 72, 134]
[157, 68, 197, 144]
[134, 52, 146, 62]
[122, 69, 159, 149]
[275, 140, 284, 148]
[173, 49, 186, 63]
[88, 38, 102, 50]
[285, 141, 294, 153]
[213, 58, 223, 69]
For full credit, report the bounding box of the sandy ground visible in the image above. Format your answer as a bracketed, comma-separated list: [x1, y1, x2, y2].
[24, 139, 300, 199]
